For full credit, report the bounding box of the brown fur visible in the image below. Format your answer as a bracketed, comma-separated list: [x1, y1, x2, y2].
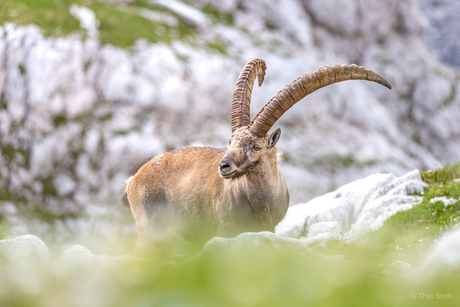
[124, 127, 289, 255]
[121, 191, 130, 209]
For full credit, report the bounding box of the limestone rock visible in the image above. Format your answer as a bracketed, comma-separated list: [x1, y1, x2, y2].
[69, 5, 99, 39]
[157, 0, 210, 30]
[0, 234, 51, 265]
[198, 232, 312, 260]
[276, 170, 427, 242]
[416, 0, 460, 69]
[56, 244, 148, 269]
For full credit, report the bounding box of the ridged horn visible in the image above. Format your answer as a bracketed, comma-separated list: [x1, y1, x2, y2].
[231, 59, 267, 132]
[249, 63, 392, 137]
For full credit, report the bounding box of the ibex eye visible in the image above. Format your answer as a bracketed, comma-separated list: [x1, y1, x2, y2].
[253, 145, 261, 151]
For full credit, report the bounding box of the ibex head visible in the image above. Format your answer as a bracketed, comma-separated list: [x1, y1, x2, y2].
[218, 126, 281, 178]
[218, 59, 392, 179]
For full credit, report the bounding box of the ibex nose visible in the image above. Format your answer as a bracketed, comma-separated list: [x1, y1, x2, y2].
[219, 155, 236, 178]
[219, 162, 231, 172]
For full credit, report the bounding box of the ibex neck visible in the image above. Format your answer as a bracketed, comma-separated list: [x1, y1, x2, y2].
[218, 147, 284, 233]
[224, 147, 282, 204]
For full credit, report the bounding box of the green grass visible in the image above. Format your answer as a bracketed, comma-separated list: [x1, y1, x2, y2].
[0, 0, 195, 47]
[0, 213, 8, 240]
[0, 190, 16, 240]
[205, 38, 228, 54]
[0, 0, 80, 37]
[0, 224, 7, 240]
[331, 163, 460, 266]
[200, 4, 234, 26]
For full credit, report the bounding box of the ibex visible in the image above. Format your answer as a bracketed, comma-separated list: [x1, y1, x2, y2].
[122, 59, 391, 255]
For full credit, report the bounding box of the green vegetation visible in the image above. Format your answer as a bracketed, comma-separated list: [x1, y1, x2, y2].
[41, 175, 57, 197]
[312, 155, 358, 176]
[200, 4, 234, 26]
[0, 189, 27, 204]
[0, 223, 7, 240]
[120, 246, 458, 307]
[332, 163, 460, 267]
[205, 38, 228, 54]
[1, 231, 459, 307]
[53, 115, 68, 127]
[90, 1, 194, 47]
[0, 0, 80, 37]
[0, 189, 20, 240]
[264, 19, 279, 30]
[0, 0, 195, 47]
[1, 144, 23, 162]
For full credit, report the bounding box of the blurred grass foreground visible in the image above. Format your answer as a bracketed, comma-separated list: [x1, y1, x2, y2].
[1, 164, 460, 307]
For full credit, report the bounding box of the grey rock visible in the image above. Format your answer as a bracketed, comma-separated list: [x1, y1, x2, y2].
[276, 170, 427, 242]
[0, 234, 51, 265]
[56, 244, 148, 269]
[416, 0, 460, 69]
[198, 232, 312, 260]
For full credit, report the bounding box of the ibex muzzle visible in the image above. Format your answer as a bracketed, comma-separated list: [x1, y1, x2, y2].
[122, 59, 392, 257]
[218, 151, 236, 178]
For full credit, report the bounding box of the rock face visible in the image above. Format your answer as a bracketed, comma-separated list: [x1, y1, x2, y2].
[0, 0, 459, 223]
[276, 170, 427, 243]
[0, 234, 51, 264]
[416, 0, 460, 69]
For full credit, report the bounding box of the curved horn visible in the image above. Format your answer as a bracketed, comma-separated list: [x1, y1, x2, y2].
[249, 64, 392, 137]
[231, 59, 267, 132]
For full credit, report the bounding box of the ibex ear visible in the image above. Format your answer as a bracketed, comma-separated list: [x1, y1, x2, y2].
[267, 128, 281, 150]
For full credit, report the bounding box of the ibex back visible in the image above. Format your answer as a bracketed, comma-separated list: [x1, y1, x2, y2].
[122, 59, 392, 255]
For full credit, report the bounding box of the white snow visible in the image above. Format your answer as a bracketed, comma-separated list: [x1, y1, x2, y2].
[276, 170, 427, 243]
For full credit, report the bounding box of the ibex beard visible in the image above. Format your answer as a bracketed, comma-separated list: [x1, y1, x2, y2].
[121, 59, 392, 258]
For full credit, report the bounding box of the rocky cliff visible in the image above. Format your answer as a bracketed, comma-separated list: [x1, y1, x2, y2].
[0, 0, 459, 224]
